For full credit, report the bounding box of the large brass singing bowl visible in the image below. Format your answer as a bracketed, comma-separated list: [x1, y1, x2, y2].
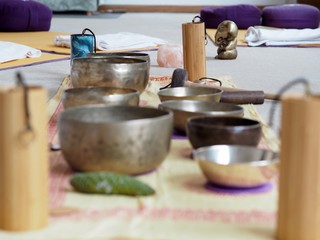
[158, 100, 244, 133]
[193, 145, 279, 188]
[62, 86, 139, 109]
[71, 57, 149, 93]
[58, 105, 173, 175]
[158, 86, 223, 102]
[86, 52, 150, 68]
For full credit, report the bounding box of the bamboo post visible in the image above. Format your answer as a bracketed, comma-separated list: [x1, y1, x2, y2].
[0, 85, 48, 231]
[182, 18, 206, 82]
[277, 95, 320, 240]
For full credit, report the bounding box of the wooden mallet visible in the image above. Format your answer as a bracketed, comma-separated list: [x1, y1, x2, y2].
[165, 68, 279, 105]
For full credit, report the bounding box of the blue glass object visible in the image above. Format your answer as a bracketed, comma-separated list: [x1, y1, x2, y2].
[71, 34, 95, 61]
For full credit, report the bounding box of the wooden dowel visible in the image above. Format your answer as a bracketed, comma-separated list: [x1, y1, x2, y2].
[0, 86, 48, 231]
[277, 96, 320, 240]
[182, 21, 206, 81]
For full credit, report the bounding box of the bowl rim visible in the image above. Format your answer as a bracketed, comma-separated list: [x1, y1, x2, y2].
[72, 57, 148, 64]
[159, 99, 244, 114]
[63, 86, 139, 95]
[59, 105, 173, 125]
[193, 144, 279, 167]
[157, 86, 223, 97]
[87, 52, 150, 57]
[187, 116, 261, 129]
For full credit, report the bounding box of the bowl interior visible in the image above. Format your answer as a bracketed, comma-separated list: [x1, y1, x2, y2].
[64, 86, 139, 98]
[86, 52, 150, 61]
[188, 116, 260, 129]
[159, 100, 243, 115]
[73, 57, 147, 64]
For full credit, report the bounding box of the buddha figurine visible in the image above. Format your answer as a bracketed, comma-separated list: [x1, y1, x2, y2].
[214, 20, 238, 59]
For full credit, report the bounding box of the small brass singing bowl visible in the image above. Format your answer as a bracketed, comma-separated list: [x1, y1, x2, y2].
[193, 145, 279, 188]
[157, 87, 223, 103]
[62, 86, 139, 109]
[186, 116, 262, 149]
[158, 100, 244, 133]
[71, 57, 149, 94]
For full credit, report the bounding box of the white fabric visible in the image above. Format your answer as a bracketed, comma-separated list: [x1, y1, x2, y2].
[0, 41, 42, 63]
[245, 26, 320, 46]
[54, 32, 168, 50]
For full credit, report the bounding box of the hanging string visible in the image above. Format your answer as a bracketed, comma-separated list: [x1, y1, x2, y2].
[192, 16, 208, 45]
[82, 28, 97, 53]
[268, 78, 311, 128]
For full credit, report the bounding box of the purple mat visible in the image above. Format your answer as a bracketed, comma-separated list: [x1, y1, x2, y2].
[172, 130, 188, 140]
[205, 181, 273, 194]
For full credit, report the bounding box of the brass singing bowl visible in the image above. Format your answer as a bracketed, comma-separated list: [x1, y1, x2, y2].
[186, 116, 262, 149]
[158, 100, 244, 133]
[62, 86, 139, 109]
[158, 86, 222, 102]
[86, 52, 150, 68]
[193, 145, 279, 188]
[71, 57, 149, 93]
[58, 105, 173, 175]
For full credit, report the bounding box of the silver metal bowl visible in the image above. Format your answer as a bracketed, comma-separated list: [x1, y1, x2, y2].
[62, 86, 139, 109]
[71, 57, 149, 93]
[58, 105, 173, 175]
[187, 116, 262, 149]
[157, 86, 223, 102]
[158, 100, 244, 133]
[193, 145, 279, 188]
[86, 52, 150, 67]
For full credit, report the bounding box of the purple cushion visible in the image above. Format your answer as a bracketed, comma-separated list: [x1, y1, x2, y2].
[262, 4, 320, 29]
[0, 0, 52, 32]
[200, 4, 262, 29]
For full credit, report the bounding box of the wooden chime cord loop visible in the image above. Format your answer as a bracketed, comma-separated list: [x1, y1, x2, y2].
[16, 72, 36, 146]
[82, 28, 97, 53]
[268, 78, 312, 128]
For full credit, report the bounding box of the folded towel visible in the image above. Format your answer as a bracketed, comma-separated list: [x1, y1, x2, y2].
[54, 32, 168, 50]
[245, 26, 320, 46]
[0, 41, 41, 63]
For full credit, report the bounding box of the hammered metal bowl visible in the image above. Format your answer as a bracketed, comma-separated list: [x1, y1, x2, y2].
[58, 105, 173, 175]
[186, 116, 262, 149]
[158, 100, 244, 133]
[62, 86, 139, 109]
[193, 145, 279, 188]
[86, 52, 150, 67]
[157, 87, 223, 102]
[71, 57, 149, 93]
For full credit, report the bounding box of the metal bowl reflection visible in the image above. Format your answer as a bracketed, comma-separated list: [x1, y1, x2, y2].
[193, 145, 279, 188]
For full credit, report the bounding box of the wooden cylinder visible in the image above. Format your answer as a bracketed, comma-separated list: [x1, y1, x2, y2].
[0, 86, 48, 231]
[182, 21, 206, 81]
[277, 95, 320, 240]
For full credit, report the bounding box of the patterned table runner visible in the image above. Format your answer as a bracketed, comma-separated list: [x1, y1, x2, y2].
[0, 75, 279, 240]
